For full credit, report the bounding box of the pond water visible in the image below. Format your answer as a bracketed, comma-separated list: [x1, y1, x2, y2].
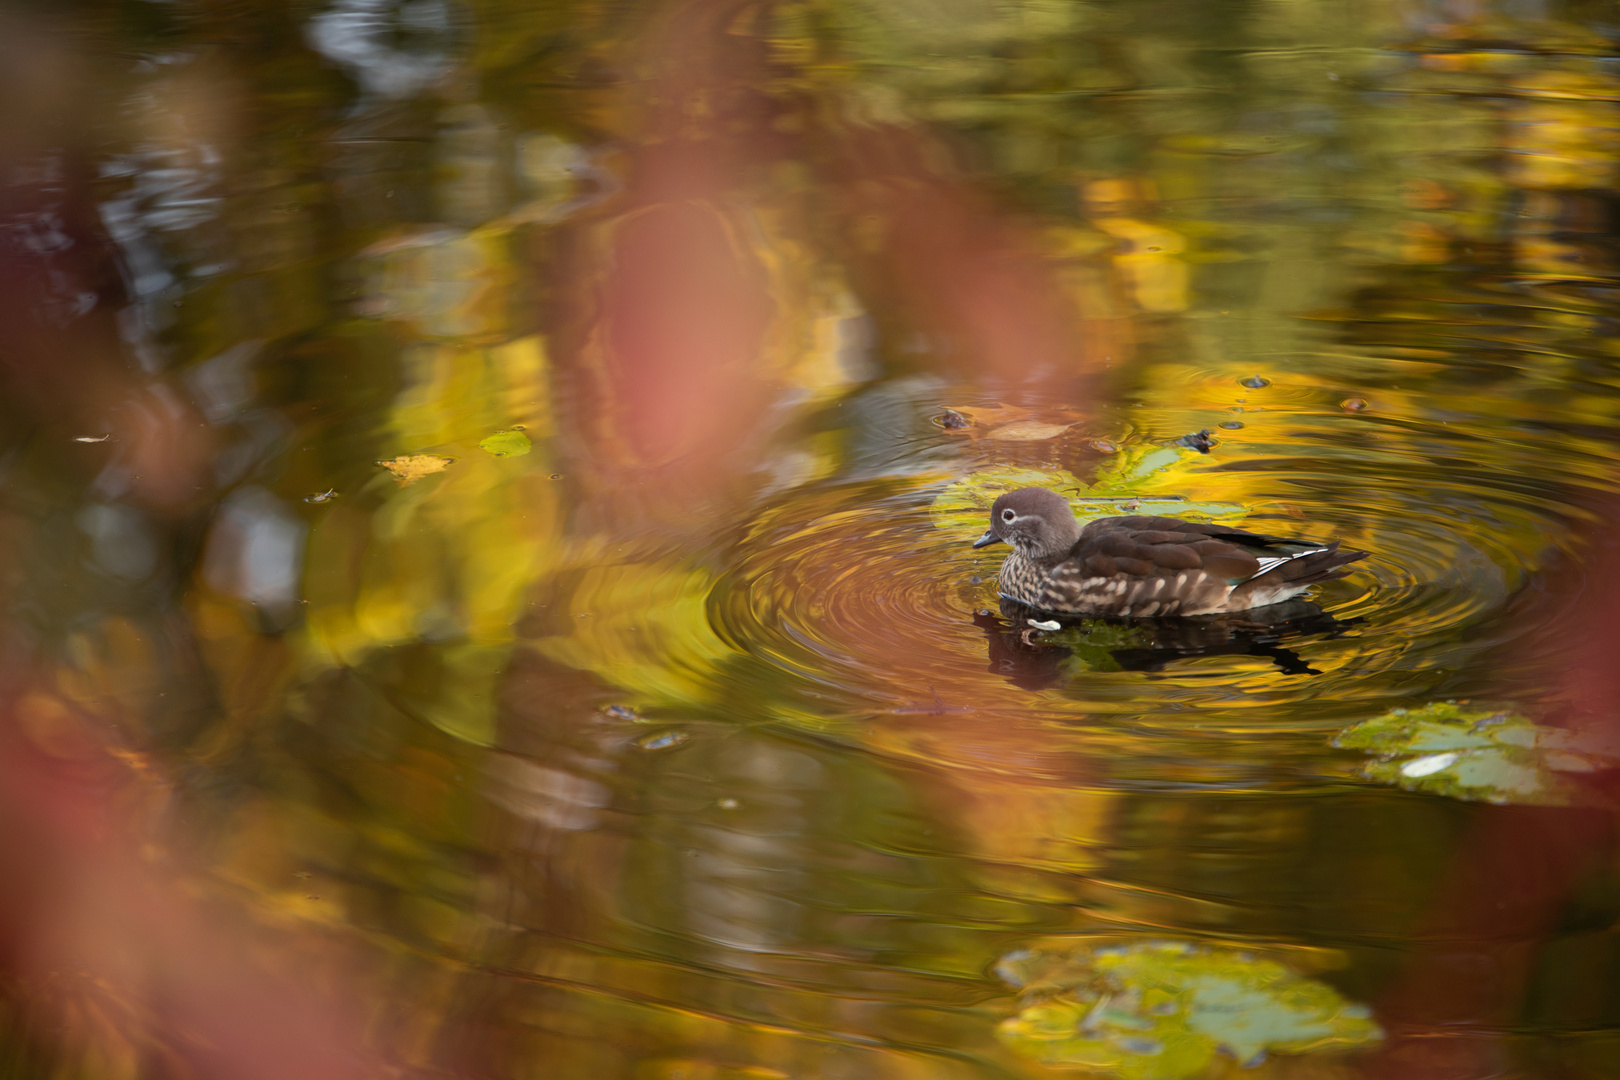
[5, 1, 1620, 1078]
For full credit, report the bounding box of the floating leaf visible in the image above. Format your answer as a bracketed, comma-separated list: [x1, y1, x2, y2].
[1089, 443, 1212, 493]
[985, 420, 1075, 441]
[1333, 702, 1620, 805]
[936, 402, 1086, 438]
[932, 464, 1247, 539]
[996, 940, 1382, 1079]
[378, 454, 455, 484]
[479, 427, 532, 457]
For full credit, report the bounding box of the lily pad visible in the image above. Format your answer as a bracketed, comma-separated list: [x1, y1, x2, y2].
[377, 454, 455, 484]
[1034, 618, 1157, 673]
[932, 460, 1247, 538]
[1091, 443, 1211, 493]
[479, 427, 532, 457]
[995, 940, 1382, 1079]
[1333, 702, 1620, 806]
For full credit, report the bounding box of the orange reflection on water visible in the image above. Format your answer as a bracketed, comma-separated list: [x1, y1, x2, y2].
[550, 0, 1111, 535]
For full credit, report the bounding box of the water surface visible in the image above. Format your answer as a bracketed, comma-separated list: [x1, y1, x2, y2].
[4, 1, 1620, 1077]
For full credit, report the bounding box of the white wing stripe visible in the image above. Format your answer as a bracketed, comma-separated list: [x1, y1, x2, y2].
[1250, 548, 1330, 579]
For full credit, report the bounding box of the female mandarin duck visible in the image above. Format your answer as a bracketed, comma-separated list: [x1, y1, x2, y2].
[973, 487, 1367, 617]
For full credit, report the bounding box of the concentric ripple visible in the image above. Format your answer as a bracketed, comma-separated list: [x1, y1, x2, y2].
[707, 482, 990, 717]
[706, 402, 1607, 742]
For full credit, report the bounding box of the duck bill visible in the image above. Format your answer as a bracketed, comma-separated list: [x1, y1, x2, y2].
[972, 529, 1004, 549]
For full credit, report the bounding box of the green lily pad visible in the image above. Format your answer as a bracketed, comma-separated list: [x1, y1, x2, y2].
[932, 458, 1247, 539]
[1333, 702, 1620, 805]
[1092, 444, 1205, 493]
[1030, 618, 1155, 673]
[995, 940, 1382, 1079]
[1050, 619, 1155, 649]
[479, 427, 532, 457]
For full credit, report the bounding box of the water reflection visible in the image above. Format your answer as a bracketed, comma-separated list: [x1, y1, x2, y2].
[307, 0, 459, 101]
[4, 0, 1620, 1077]
[978, 598, 1362, 686]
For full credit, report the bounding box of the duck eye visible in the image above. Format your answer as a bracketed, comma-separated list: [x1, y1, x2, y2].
[1001, 509, 1016, 523]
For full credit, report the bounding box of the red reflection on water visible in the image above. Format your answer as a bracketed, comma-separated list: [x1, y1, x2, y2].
[0, 684, 384, 1079]
[1369, 507, 1620, 1077]
[821, 122, 1102, 383]
[548, 0, 782, 522]
[551, 0, 1106, 527]
[1370, 806, 1613, 1077]
[596, 201, 776, 469]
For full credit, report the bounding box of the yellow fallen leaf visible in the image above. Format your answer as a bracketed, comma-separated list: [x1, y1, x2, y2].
[377, 454, 455, 484]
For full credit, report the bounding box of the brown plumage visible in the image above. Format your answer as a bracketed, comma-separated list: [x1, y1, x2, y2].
[971, 487, 1367, 617]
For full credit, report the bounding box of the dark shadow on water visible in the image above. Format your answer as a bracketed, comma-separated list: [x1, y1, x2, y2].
[977, 598, 1363, 688]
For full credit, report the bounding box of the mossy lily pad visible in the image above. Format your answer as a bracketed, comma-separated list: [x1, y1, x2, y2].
[1333, 702, 1620, 806]
[1093, 443, 1209, 493]
[932, 458, 1247, 538]
[995, 940, 1382, 1079]
[479, 427, 532, 457]
[1037, 618, 1157, 673]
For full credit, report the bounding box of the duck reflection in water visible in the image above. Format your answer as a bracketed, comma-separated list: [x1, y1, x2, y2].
[976, 597, 1361, 687]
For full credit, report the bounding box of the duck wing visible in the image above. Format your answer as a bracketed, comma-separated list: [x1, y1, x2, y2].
[1067, 516, 1274, 582]
[1034, 516, 1364, 616]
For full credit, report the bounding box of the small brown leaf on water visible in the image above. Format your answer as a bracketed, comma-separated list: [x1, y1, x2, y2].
[939, 403, 1036, 428]
[986, 420, 1074, 441]
[938, 402, 1085, 440]
[378, 454, 454, 484]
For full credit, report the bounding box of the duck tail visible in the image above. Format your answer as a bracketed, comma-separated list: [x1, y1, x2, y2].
[1230, 541, 1369, 608]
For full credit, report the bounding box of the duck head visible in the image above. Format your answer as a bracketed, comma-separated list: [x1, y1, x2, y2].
[972, 487, 1082, 558]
